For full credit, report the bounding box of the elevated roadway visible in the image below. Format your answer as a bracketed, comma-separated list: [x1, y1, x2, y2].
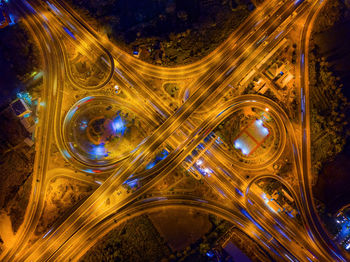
[1, 0, 347, 261]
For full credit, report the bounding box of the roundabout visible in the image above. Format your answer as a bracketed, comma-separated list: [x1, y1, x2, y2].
[62, 96, 152, 168]
[213, 103, 286, 170]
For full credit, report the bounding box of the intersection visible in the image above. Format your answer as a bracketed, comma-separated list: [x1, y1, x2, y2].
[1, 0, 349, 261]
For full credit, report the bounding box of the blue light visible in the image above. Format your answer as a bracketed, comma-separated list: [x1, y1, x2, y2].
[66, 107, 77, 121]
[145, 149, 169, 170]
[8, 13, 16, 25]
[240, 208, 265, 233]
[42, 14, 48, 21]
[206, 251, 214, 258]
[235, 188, 244, 197]
[233, 219, 245, 228]
[184, 89, 189, 101]
[91, 144, 108, 158]
[42, 228, 52, 239]
[234, 139, 250, 155]
[274, 30, 283, 40]
[294, 0, 302, 6]
[261, 126, 269, 136]
[23, 113, 30, 118]
[63, 27, 76, 40]
[287, 212, 294, 218]
[62, 149, 71, 158]
[234, 141, 241, 149]
[216, 187, 226, 197]
[161, 149, 169, 157]
[274, 225, 291, 241]
[204, 132, 213, 142]
[79, 120, 88, 131]
[101, 56, 110, 66]
[111, 115, 126, 135]
[46, 1, 61, 15]
[124, 179, 138, 188]
[17, 91, 32, 106]
[145, 161, 155, 170]
[23, 0, 35, 13]
[197, 166, 212, 177]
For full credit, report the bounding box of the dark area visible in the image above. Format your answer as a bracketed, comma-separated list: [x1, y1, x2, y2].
[80, 209, 268, 262]
[0, 107, 35, 232]
[311, 1, 350, 215]
[0, 19, 40, 231]
[314, 141, 350, 214]
[0, 21, 40, 110]
[67, 0, 254, 65]
[80, 215, 172, 262]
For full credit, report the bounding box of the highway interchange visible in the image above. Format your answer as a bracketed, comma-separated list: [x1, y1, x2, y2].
[1, 0, 349, 261]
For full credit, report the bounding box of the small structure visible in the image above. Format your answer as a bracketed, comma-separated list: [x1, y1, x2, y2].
[282, 189, 294, 203]
[20, 117, 35, 133]
[10, 98, 31, 118]
[271, 190, 279, 200]
[10, 98, 36, 136]
[278, 73, 294, 87]
[24, 137, 34, 147]
[234, 119, 270, 156]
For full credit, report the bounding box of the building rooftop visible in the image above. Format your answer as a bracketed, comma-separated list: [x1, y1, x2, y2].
[10, 99, 31, 117]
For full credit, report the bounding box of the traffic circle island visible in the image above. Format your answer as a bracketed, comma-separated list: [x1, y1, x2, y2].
[214, 104, 286, 170]
[62, 96, 152, 168]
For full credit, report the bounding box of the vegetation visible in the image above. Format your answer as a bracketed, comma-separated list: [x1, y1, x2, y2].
[309, 0, 350, 243]
[7, 169, 33, 233]
[66, 0, 254, 66]
[309, 45, 349, 176]
[35, 178, 95, 236]
[307, 0, 349, 181]
[0, 107, 35, 232]
[0, 18, 41, 235]
[0, 20, 41, 111]
[312, 0, 346, 34]
[80, 211, 256, 262]
[164, 83, 179, 98]
[80, 215, 171, 262]
[0, 21, 40, 81]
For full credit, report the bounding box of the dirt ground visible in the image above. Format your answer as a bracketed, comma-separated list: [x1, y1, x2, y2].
[148, 208, 212, 252]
